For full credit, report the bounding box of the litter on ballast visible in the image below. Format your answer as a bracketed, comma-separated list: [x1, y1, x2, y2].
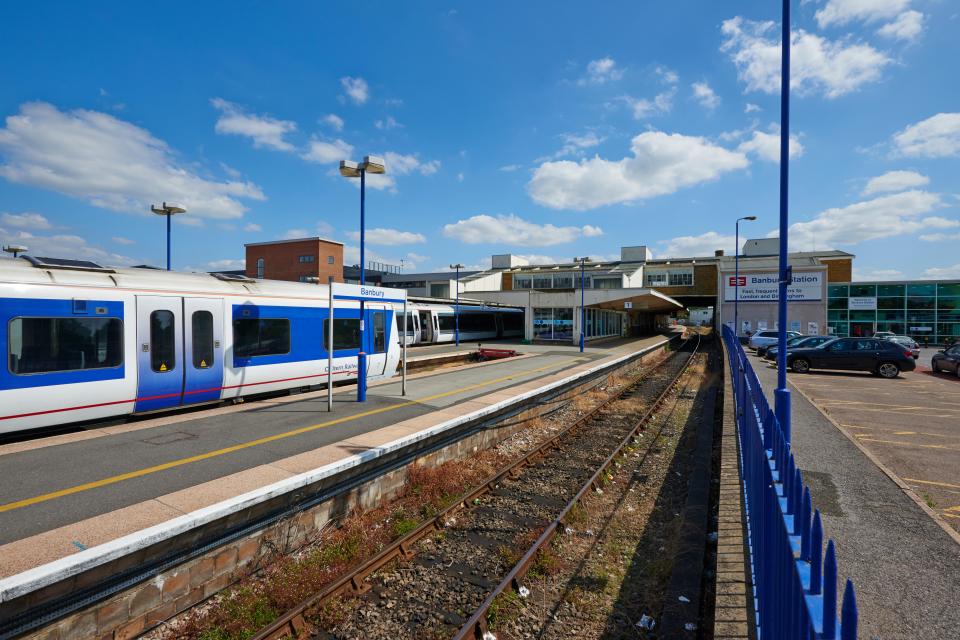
[685, 622, 698, 631]
[636, 614, 656, 631]
[564, 527, 574, 535]
[708, 531, 719, 542]
[518, 586, 531, 598]
[678, 595, 690, 603]
[483, 633, 497, 640]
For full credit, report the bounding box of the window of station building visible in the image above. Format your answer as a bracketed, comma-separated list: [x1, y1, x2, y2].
[938, 283, 960, 297]
[828, 284, 849, 298]
[646, 272, 668, 287]
[298, 255, 316, 263]
[532, 308, 572, 340]
[323, 318, 361, 351]
[150, 310, 176, 372]
[191, 311, 214, 369]
[233, 318, 290, 358]
[553, 273, 574, 288]
[513, 275, 532, 289]
[827, 310, 848, 322]
[878, 310, 905, 322]
[907, 296, 936, 310]
[256, 257, 264, 279]
[328, 255, 335, 265]
[592, 277, 621, 289]
[877, 296, 904, 310]
[877, 284, 905, 297]
[849, 310, 876, 322]
[828, 297, 849, 310]
[8, 316, 123, 375]
[668, 271, 693, 287]
[849, 284, 876, 297]
[533, 274, 553, 289]
[430, 283, 450, 298]
[907, 283, 936, 297]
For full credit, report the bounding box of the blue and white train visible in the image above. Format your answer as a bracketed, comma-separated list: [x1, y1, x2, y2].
[398, 301, 524, 345]
[0, 258, 523, 435]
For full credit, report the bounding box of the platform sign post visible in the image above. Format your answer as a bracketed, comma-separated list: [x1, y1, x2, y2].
[402, 297, 407, 396]
[332, 283, 408, 403]
[328, 276, 335, 412]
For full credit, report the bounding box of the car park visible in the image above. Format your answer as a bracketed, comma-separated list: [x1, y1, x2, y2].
[873, 331, 896, 339]
[786, 337, 916, 378]
[886, 335, 920, 359]
[931, 344, 960, 377]
[764, 335, 833, 361]
[748, 330, 803, 352]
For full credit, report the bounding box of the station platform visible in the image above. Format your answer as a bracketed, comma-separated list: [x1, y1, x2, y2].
[748, 354, 960, 639]
[0, 334, 671, 579]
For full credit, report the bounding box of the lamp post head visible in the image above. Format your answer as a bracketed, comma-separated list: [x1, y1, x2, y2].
[151, 202, 186, 216]
[574, 256, 590, 264]
[739, 215, 757, 222]
[339, 160, 361, 178]
[3, 244, 28, 257]
[360, 155, 386, 174]
[449, 263, 465, 270]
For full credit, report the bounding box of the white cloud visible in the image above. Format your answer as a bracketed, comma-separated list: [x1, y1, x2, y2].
[0, 102, 265, 219]
[202, 258, 246, 271]
[745, 103, 762, 113]
[243, 223, 262, 232]
[892, 113, 960, 158]
[815, 0, 911, 28]
[359, 151, 441, 192]
[442, 214, 604, 247]
[457, 172, 464, 183]
[853, 267, 905, 281]
[783, 190, 954, 249]
[862, 170, 929, 195]
[515, 254, 562, 265]
[578, 57, 624, 86]
[301, 137, 354, 164]
[877, 10, 924, 41]
[623, 88, 676, 119]
[322, 114, 344, 131]
[0, 225, 136, 266]
[111, 236, 135, 245]
[1, 211, 52, 230]
[499, 164, 523, 172]
[210, 98, 297, 151]
[659, 231, 736, 258]
[692, 81, 721, 110]
[345, 227, 426, 245]
[919, 232, 960, 242]
[537, 131, 605, 162]
[340, 77, 369, 105]
[923, 263, 960, 279]
[527, 131, 748, 211]
[720, 17, 891, 99]
[375, 116, 402, 130]
[655, 66, 679, 85]
[737, 129, 804, 162]
[282, 228, 309, 239]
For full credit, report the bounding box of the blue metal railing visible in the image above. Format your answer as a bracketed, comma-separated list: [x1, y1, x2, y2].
[722, 326, 858, 639]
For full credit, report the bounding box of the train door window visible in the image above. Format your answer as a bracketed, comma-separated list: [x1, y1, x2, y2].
[150, 310, 176, 372]
[191, 311, 214, 368]
[324, 318, 361, 351]
[9, 317, 123, 374]
[233, 318, 291, 358]
[438, 314, 456, 332]
[373, 312, 386, 353]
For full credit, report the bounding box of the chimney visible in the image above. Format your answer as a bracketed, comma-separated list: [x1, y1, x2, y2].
[715, 249, 725, 257]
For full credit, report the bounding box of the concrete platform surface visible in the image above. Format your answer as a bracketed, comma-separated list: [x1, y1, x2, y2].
[748, 352, 960, 640]
[0, 334, 670, 578]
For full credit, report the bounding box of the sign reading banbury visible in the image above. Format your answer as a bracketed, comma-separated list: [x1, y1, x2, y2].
[723, 271, 823, 302]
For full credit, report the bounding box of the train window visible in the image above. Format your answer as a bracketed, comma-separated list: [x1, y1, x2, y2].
[150, 310, 176, 372]
[324, 318, 361, 351]
[438, 314, 456, 332]
[502, 313, 524, 331]
[233, 318, 290, 358]
[192, 311, 214, 369]
[9, 317, 123, 375]
[399, 312, 416, 334]
[374, 312, 386, 353]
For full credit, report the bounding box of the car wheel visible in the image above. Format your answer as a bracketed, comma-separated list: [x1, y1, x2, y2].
[956, 364, 960, 379]
[877, 362, 900, 379]
[791, 358, 810, 373]
[932, 361, 939, 373]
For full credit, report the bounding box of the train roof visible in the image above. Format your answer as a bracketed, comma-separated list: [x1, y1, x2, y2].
[0, 255, 333, 299]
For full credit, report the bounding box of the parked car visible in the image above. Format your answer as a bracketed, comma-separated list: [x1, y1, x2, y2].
[764, 335, 834, 361]
[886, 335, 920, 359]
[786, 337, 916, 378]
[748, 330, 803, 352]
[758, 334, 809, 358]
[931, 344, 960, 377]
[873, 331, 896, 339]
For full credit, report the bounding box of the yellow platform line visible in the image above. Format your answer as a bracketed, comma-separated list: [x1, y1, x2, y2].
[858, 437, 960, 452]
[904, 478, 960, 491]
[0, 357, 582, 514]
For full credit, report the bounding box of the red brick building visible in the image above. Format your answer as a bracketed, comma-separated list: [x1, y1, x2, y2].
[244, 237, 344, 283]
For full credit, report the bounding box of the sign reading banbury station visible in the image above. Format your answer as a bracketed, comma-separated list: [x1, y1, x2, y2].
[723, 271, 823, 302]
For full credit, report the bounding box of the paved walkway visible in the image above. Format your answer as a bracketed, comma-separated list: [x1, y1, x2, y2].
[749, 356, 960, 640]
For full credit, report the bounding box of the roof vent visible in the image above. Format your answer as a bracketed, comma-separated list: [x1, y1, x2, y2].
[211, 272, 256, 283]
[23, 256, 115, 273]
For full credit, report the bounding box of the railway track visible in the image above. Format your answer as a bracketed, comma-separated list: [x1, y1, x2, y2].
[251, 334, 702, 640]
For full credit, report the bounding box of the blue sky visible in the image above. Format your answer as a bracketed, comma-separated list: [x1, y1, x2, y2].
[1, 1, 958, 279]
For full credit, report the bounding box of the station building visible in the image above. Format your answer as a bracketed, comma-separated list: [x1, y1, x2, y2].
[244, 237, 343, 284]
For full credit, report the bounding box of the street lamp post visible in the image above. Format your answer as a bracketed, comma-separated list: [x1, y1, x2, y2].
[735, 216, 757, 343]
[2, 244, 28, 259]
[450, 263, 465, 346]
[150, 202, 186, 271]
[776, 0, 793, 443]
[575, 257, 590, 352]
[339, 155, 386, 403]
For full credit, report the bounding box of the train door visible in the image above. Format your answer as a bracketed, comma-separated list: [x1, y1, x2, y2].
[182, 298, 224, 405]
[419, 310, 433, 343]
[135, 296, 183, 412]
[369, 309, 388, 375]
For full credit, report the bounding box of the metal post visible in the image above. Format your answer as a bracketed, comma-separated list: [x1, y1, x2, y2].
[579, 260, 585, 352]
[328, 276, 334, 412]
[454, 265, 460, 347]
[775, 0, 792, 442]
[735, 219, 740, 341]
[358, 168, 367, 403]
[402, 297, 407, 395]
[165, 213, 171, 271]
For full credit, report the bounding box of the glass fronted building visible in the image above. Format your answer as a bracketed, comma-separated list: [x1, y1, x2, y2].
[532, 307, 625, 341]
[827, 281, 960, 345]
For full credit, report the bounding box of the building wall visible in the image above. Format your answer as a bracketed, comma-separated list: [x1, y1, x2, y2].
[245, 239, 343, 283]
[823, 258, 853, 283]
[646, 263, 719, 297]
[827, 281, 960, 344]
[716, 266, 828, 337]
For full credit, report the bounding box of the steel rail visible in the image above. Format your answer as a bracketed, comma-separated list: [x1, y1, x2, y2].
[250, 336, 694, 640]
[453, 332, 701, 640]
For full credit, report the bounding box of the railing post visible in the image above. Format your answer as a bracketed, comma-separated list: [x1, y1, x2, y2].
[841, 579, 858, 640]
[823, 540, 838, 639]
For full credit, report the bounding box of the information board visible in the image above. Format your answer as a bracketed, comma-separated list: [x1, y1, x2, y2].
[723, 271, 823, 302]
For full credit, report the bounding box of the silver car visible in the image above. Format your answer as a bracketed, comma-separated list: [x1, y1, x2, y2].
[748, 330, 803, 351]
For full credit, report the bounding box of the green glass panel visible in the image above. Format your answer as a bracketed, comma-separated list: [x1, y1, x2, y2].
[828, 284, 849, 298]
[828, 310, 848, 321]
[907, 283, 937, 296]
[876, 322, 905, 334]
[936, 323, 960, 338]
[849, 310, 877, 321]
[828, 298, 848, 310]
[877, 284, 905, 297]
[937, 309, 960, 321]
[907, 296, 935, 310]
[877, 310, 905, 321]
[849, 284, 876, 297]
[936, 283, 960, 296]
[877, 297, 903, 310]
[937, 296, 960, 311]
